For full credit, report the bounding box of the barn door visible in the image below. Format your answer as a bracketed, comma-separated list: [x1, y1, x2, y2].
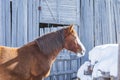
[39, 0, 80, 25]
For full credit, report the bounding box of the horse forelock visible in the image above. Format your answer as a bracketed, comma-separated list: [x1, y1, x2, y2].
[35, 29, 65, 54]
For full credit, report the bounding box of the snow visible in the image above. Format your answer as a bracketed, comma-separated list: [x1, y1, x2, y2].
[77, 44, 118, 80]
[77, 61, 92, 80]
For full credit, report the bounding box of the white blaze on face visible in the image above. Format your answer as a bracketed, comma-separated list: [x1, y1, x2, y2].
[77, 53, 84, 57]
[76, 36, 86, 57]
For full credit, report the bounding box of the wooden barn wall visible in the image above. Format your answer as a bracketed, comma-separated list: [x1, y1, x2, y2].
[39, 0, 79, 24]
[0, 0, 39, 47]
[80, 0, 120, 62]
[0, 0, 120, 80]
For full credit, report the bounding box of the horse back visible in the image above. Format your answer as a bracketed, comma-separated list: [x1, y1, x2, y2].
[0, 46, 18, 64]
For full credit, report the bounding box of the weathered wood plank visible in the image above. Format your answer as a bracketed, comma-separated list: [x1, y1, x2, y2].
[12, 0, 18, 47]
[32, 0, 39, 39]
[116, 0, 120, 43]
[101, 0, 109, 44]
[1, 0, 6, 46]
[17, 0, 24, 46]
[36, 0, 40, 38]
[5, 0, 11, 46]
[94, 0, 103, 46]
[76, 0, 80, 26]
[16, 0, 28, 46]
[108, 0, 117, 43]
[23, 0, 28, 44]
[0, 0, 2, 45]
[28, 0, 33, 42]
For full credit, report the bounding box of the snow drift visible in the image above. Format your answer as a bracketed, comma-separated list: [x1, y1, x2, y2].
[77, 44, 118, 80]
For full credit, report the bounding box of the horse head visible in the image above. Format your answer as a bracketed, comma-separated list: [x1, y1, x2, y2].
[63, 25, 86, 57]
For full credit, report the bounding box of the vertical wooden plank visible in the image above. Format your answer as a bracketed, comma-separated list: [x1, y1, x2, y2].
[117, 0, 120, 77]
[17, 0, 24, 46]
[76, 0, 80, 26]
[108, 0, 113, 43]
[56, 0, 60, 23]
[1, 0, 6, 46]
[0, 0, 2, 45]
[17, 0, 27, 46]
[28, 0, 33, 42]
[36, 0, 40, 38]
[39, 0, 42, 23]
[108, 0, 117, 43]
[113, 0, 118, 43]
[116, 0, 120, 43]
[39, 28, 44, 36]
[94, 0, 103, 46]
[44, 27, 50, 34]
[55, 61, 59, 80]
[58, 61, 63, 80]
[5, 0, 11, 46]
[64, 61, 67, 80]
[23, 0, 28, 44]
[12, 0, 18, 47]
[101, 0, 109, 44]
[113, 0, 119, 43]
[32, 0, 39, 39]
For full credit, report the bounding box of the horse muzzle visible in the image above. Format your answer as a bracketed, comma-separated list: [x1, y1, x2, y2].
[77, 49, 86, 57]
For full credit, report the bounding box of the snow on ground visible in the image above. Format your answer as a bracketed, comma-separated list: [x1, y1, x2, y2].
[77, 61, 92, 80]
[77, 44, 118, 80]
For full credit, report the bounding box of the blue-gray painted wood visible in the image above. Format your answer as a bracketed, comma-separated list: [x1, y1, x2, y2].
[0, 0, 2, 45]
[23, 0, 28, 44]
[40, 0, 78, 25]
[1, 0, 6, 46]
[16, 0, 28, 46]
[36, 0, 40, 38]
[116, 0, 120, 43]
[28, 0, 33, 42]
[17, 0, 25, 46]
[5, 0, 11, 46]
[32, 0, 39, 39]
[12, 0, 17, 47]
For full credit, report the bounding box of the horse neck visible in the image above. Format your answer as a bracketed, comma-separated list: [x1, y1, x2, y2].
[47, 38, 64, 62]
[36, 29, 64, 54]
[44, 30, 65, 62]
[48, 45, 63, 61]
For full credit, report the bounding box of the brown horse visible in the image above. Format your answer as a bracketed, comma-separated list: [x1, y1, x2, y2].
[0, 25, 85, 80]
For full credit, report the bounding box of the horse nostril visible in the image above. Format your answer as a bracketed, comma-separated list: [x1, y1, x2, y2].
[81, 52, 83, 55]
[81, 50, 86, 55]
[82, 49, 86, 53]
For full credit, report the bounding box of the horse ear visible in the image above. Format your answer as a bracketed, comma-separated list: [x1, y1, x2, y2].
[68, 24, 74, 33]
[69, 24, 74, 32]
[64, 24, 74, 37]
